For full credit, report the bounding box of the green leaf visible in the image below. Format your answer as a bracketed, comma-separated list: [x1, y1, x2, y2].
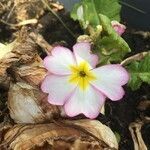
[126, 53, 150, 90]
[96, 14, 131, 64]
[71, 0, 121, 29]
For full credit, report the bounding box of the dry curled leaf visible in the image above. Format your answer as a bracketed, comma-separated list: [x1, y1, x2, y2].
[14, 54, 47, 86]
[71, 120, 118, 149]
[1, 119, 118, 150]
[8, 82, 60, 124]
[0, 29, 39, 88]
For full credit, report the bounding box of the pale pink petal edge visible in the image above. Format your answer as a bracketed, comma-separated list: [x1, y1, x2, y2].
[43, 46, 75, 75]
[73, 42, 99, 67]
[64, 86, 106, 119]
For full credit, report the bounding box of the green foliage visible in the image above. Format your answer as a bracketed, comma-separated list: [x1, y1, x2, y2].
[71, 0, 150, 90]
[126, 54, 150, 90]
[71, 0, 130, 64]
[96, 14, 131, 64]
[71, 0, 121, 29]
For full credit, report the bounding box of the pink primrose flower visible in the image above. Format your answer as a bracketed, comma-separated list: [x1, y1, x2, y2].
[111, 20, 126, 35]
[41, 42, 129, 119]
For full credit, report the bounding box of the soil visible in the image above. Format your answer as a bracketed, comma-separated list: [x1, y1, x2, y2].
[0, 1, 149, 150]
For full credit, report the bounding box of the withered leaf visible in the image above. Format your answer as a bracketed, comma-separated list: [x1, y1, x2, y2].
[0, 32, 38, 86]
[2, 119, 118, 150]
[8, 82, 60, 124]
[14, 54, 47, 86]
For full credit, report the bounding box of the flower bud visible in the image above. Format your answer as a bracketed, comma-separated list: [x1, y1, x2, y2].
[111, 20, 126, 35]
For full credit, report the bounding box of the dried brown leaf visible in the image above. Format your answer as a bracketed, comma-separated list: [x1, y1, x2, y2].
[14, 54, 47, 86]
[71, 120, 118, 149]
[0, 30, 39, 88]
[8, 82, 60, 124]
[2, 119, 118, 150]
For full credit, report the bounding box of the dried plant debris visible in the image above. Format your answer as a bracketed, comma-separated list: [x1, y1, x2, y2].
[0, 120, 118, 150]
[0, 29, 39, 87]
[129, 121, 148, 150]
[8, 82, 60, 124]
[0, 0, 63, 23]
[13, 54, 47, 86]
[137, 100, 150, 112]
[14, 0, 45, 22]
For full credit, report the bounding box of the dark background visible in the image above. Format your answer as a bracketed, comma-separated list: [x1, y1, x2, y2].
[58, 0, 150, 30]
[121, 0, 150, 30]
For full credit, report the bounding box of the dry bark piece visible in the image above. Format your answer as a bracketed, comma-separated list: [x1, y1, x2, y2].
[2, 119, 118, 150]
[8, 82, 60, 124]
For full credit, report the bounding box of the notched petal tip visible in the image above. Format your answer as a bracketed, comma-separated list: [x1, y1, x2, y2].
[73, 42, 99, 68]
[64, 86, 106, 119]
[43, 46, 75, 75]
[83, 111, 99, 119]
[43, 55, 52, 69]
[91, 64, 129, 101]
[40, 76, 49, 93]
[117, 64, 130, 85]
[105, 64, 130, 85]
[111, 87, 125, 101]
[64, 105, 100, 119]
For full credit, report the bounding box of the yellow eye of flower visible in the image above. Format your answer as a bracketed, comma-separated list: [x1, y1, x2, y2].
[79, 71, 86, 77]
[69, 61, 96, 90]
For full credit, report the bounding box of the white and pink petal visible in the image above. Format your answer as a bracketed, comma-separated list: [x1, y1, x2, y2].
[41, 75, 76, 105]
[91, 64, 129, 101]
[73, 42, 98, 68]
[44, 46, 76, 75]
[64, 85, 106, 119]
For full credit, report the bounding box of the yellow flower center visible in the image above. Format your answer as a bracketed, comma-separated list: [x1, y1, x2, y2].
[69, 61, 96, 90]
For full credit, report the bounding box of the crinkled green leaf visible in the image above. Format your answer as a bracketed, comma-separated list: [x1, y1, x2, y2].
[71, 0, 121, 29]
[96, 14, 131, 64]
[126, 53, 150, 90]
